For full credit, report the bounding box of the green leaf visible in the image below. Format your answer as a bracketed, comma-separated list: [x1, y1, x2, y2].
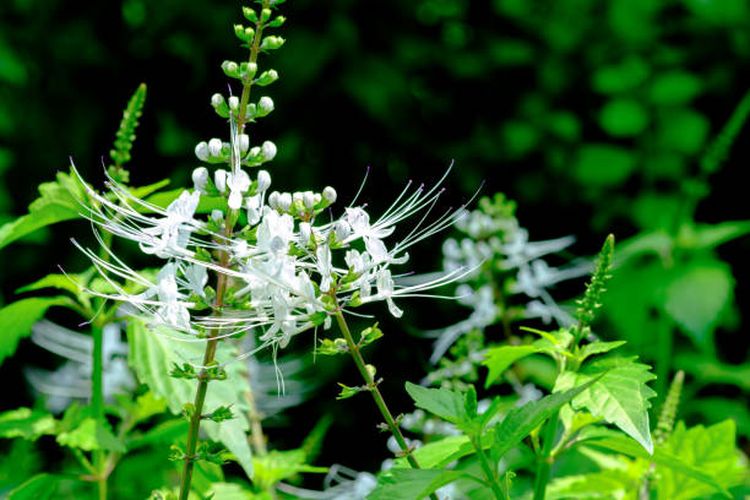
[492, 381, 595, 461]
[658, 109, 709, 155]
[335, 382, 363, 400]
[404, 382, 467, 425]
[546, 470, 634, 499]
[578, 341, 626, 363]
[205, 482, 257, 499]
[483, 345, 541, 388]
[252, 449, 327, 491]
[0, 408, 56, 441]
[686, 221, 750, 250]
[591, 57, 649, 94]
[657, 420, 746, 499]
[664, 259, 733, 347]
[0, 296, 73, 365]
[0, 170, 84, 250]
[369, 468, 468, 500]
[675, 352, 750, 391]
[56, 405, 125, 453]
[15, 273, 84, 297]
[392, 435, 470, 469]
[8, 474, 63, 500]
[146, 189, 227, 214]
[573, 144, 636, 187]
[555, 356, 656, 453]
[126, 319, 254, 478]
[648, 71, 702, 106]
[599, 98, 649, 137]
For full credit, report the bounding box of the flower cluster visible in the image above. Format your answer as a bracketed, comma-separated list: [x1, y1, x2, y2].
[427, 194, 590, 362]
[74, 117, 468, 357]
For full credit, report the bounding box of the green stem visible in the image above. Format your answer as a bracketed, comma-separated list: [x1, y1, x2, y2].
[471, 436, 506, 500]
[333, 311, 438, 500]
[533, 410, 559, 500]
[91, 323, 107, 500]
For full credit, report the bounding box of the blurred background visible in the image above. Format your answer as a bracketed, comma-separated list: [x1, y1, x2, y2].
[1, 0, 749, 479]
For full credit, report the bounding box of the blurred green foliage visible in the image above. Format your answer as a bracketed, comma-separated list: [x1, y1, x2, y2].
[1, 0, 749, 471]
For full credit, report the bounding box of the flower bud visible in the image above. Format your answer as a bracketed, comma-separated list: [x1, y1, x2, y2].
[292, 191, 303, 205]
[257, 170, 271, 191]
[221, 60, 239, 78]
[208, 138, 223, 158]
[255, 69, 279, 87]
[214, 169, 227, 193]
[334, 220, 352, 241]
[268, 191, 280, 209]
[238, 134, 249, 153]
[192, 167, 209, 191]
[299, 222, 312, 245]
[242, 6, 258, 22]
[278, 192, 292, 211]
[267, 15, 286, 28]
[211, 93, 224, 108]
[260, 8, 272, 23]
[303, 191, 315, 209]
[244, 27, 255, 40]
[211, 209, 224, 223]
[258, 96, 274, 115]
[260, 35, 285, 51]
[228, 96, 239, 112]
[195, 141, 209, 162]
[233, 24, 248, 41]
[322, 186, 337, 204]
[261, 140, 277, 161]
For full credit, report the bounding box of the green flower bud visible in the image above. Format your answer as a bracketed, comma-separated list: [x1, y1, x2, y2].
[221, 60, 240, 78]
[233, 24, 248, 41]
[260, 35, 285, 51]
[242, 6, 258, 23]
[260, 8, 272, 23]
[255, 69, 279, 86]
[267, 15, 286, 28]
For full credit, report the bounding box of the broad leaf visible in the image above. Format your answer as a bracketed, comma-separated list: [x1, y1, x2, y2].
[546, 470, 635, 499]
[0, 170, 84, 250]
[578, 341, 626, 363]
[369, 468, 469, 500]
[392, 435, 470, 469]
[404, 382, 466, 425]
[126, 319, 254, 478]
[688, 221, 750, 250]
[656, 420, 745, 499]
[16, 273, 86, 298]
[555, 356, 656, 453]
[492, 381, 595, 461]
[56, 404, 125, 453]
[0, 296, 73, 365]
[0, 408, 56, 441]
[664, 259, 733, 347]
[8, 474, 63, 500]
[483, 345, 541, 388]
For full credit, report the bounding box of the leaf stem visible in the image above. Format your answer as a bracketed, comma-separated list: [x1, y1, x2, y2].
[532, 410, 559, 500]
[90, 323, 107, 500]
[471, 436, 506, 500]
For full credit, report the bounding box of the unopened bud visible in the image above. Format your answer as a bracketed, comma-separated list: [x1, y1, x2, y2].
[211, 93, 224, 108]
[278, 192, 292, 211]
[303, 191, 315, 209]
[334, 221, 351, 241]
[195, 141, 209, 162]
[233, 24, 247, 41]
[299, 222, 312, 245]
[258, 96, 274, 115]
[208, 138, 223, 157]
[267, 15, 286, 28]
[214, 169, 227, 193]
[260, 35, 285, 51]
[228, 96, 239, 112]
[268, 191, 280, 209]
[261, 140, 277, 161]
[192, 167, 209, 191]
[242, 6, 257, 22]
[322, 186, 337, 204]
[211, 209, 224, 223]
[255, 69, 279, 87]
[238, 134, 249, 153]
[260, 8, 272, 23]
[257, 170, 271, 191]
[221, 60, 239, 78]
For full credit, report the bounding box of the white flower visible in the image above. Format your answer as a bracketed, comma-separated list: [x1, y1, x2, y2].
[215, 169, 228, 193]
[192, 167, 209, 191]
[257, 210, 294, 255]
[139, 190, 201, 258]
[257, 170, 271, 191]
[258, 96, 274, 114]
[226, 168, 251, 210]
[261, 140, 277, 162]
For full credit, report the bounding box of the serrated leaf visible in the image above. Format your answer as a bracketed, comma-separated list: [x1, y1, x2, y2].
[483, 345, 541, 388]
[335, 382, 362, 400]
[7, 474, 63, 500]
[492, 381, 595, 461]
[126, 319, 253, 478]
[0, 296, 73, 365]
[56, 405, 125, 453]
[656, 420, 745, 499]
[578, 341, 626, 362]
[0, 408, 56, 441]
[664, 260, 733, 347]
[404, 382, 467, 425]
[546, 470, 634, 499]
[392, 435, 470, 469]
[369, 468, 468, 500]
[556, 356, 656, 454]
[0, 171, 84, 250]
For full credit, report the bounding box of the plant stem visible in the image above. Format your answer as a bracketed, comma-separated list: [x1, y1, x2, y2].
[471, 436, 506, 500]
[532, 411, 559, 500]
[333, 311, 439, 500]
[90, 323, 107, 500]
[237, 0, 271, 133]
[244, 381, 268, 456]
